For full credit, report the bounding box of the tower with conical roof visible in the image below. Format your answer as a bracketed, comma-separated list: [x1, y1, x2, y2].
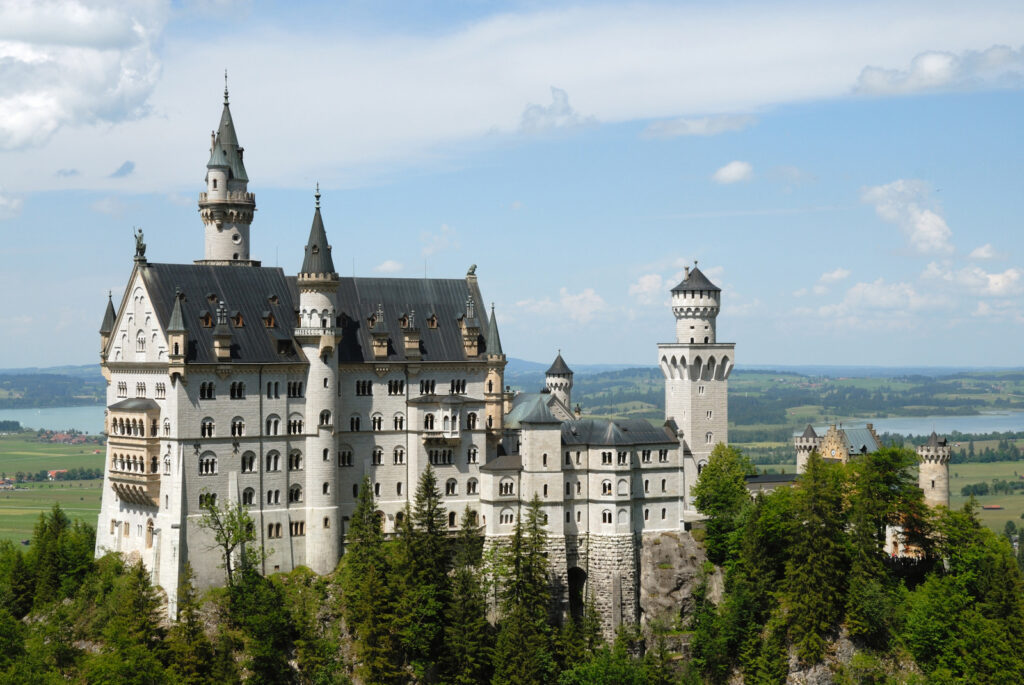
[545, 351, 574, 411]
[99, 292, 116, 358]
[657, 262, 736, 494]
[197, 74, 257, 265]
[295, 185, 341, 574]
[484, 304, 507, 434]
[917, 432, 951, 508]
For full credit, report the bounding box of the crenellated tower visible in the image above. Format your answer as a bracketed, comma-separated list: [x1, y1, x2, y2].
[545, 352, 573, 411]
[197, 75, 257, 265]
[295, 186, 341, 573]
[795, 424, 819, 473]
[657, 263, 735, 471]
[917, 432, 951, 508]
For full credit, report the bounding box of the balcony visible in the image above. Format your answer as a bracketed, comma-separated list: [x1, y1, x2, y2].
[198, 191, 255, 203]
[110, 471, 160, 508]
[422, 430, 461, 446]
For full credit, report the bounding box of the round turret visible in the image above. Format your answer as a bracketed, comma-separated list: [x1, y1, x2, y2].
[545, 352, 573, 410]
[917, 432, 951, 508]
[671, 263, 720, 344]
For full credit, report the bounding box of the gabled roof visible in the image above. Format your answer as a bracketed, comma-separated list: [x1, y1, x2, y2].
[300, 198, 337, 276]
[841, 427, 880, 455]
[671, 266, 720, 293]
[486, 304, 503, 356]
[561, 418, 676, 446]
[100, 294, 116, 335]
[519, 401, 561, 424]
[546, 352, 572, 376]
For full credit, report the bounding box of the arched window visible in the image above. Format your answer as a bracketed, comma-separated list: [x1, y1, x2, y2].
[322, 482, 330, 495]
[661, 478, 667, 492]
[602, 480, 612, 495]
[372, 448, 383, 465]
[467, 413, 477, 430]
[266, 451, 280, 472]
[617, 479, 628, 496]
[393, 447, 405, 465]
[393, 413, 405, 430]
[467, 478, 478, 495]
[163, 419, 170, 436]
[371, 413, 383, 431]
[242, 452, 256, 473]
[199, 452, 217, 475]
[319, 410, 332, 426]
[350, 415, 361, 431]
[602, 510, 612, 524]
[445, 479, 457, 496]
[242, 488, 255, 505]
[500, 508, 515, 525]
[231, 417, 245, 437]
[443, 415, 450, 431]
[289, 451, 303, 471]
[617, 508, 628, 524]
[265, 415, 280, 435]
[289, 485, 303, 503]
[145, 519, 154, 548]
[374, 482, 381, 496]
[424, 414, 435, 430]
[499, 478, 514, 496]
[137, 332, 146, 352]
[200, 418, 215, 438]
[448, 511, 457, 528]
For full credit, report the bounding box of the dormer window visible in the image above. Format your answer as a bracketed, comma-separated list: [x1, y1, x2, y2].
[231, 312, 243, 328]
[263, 311, 275, 328]
[199, 310, 213, 328]
[427, 314, 438, 329]
[311, 245, 320, 254]
[207, 293, 218, 304]
[267, 294, 279, 305]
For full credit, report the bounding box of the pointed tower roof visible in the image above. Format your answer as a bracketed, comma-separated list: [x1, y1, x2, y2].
[925, 431, 947, 447]
[100, 292, 116, 334]
[300, 185, 337, 276]
[486, 304, 503, 356]
[547, 352, 572, 376]
[801, 424, 818, 439]
[206, 73, 248, 182]
[167, 288, 187, 332]
[671, 264, 720, 293]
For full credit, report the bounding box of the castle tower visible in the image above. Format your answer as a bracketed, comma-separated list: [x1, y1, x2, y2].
[295, 186, 341, 573]
[99, 292, 116, 358]
[484, 304, 506, 436]
[795, 424, 818, 473]
[197, 75, 257, 265]
[917, 432, 950, 508]
[545, 352, 573, 410]
[657, 263, 735, 469]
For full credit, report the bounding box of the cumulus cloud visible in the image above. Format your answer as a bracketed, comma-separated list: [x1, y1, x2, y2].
[0, 0, 165, 151]
[712, 161, 753, 184]
[628, 273, 664, 305]
[819, 278, 936, 317]
[969, 243, 998, 259]
[857, 45, 1024, 95]
[520, 86, 592, 132]
[0, 188, 23, 219]
[861, 179, 953, 254]
[109, 160, 135, 178]
[516, 287, 607, 324]
[819, 268, 851, 284]
[642, 114, 756, 139]
[421, 223, 458, 257]
[373, 259, 403, 274]
[923, 261, 1022, 296]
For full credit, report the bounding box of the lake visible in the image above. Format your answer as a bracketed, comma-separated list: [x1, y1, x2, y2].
[0, 406, 105, 434]
[811, 411, 1024, 438]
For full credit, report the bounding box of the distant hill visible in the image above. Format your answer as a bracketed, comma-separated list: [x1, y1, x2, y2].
[0, 365, 104, 408]
[0, 364, 102, 380]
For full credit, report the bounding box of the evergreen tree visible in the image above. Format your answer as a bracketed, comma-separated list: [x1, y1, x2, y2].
[229, 569, 296, 685]
[691, 444, 753, 564]
[492, 497, 556, 685]
[5, 550, 34, 619]
[783, 452, 848, 664]
[443, 506, 494, 685]
[166, 564, 216, 685]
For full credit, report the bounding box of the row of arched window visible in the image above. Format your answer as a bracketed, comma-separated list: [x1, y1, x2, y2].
[110, 416, 157, 438]
[110, 453, 158, 474]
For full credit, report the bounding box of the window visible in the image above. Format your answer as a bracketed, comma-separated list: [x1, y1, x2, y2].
[601, 451, 612, 465]
[602, 480, 612, 495]
[424, 414, 435, 430]
[393, 414, 405, 430]
[641, 450, 651, 463]
[242, 488, 255, 505]
[155, 383, 166, 399]
[705, 431, 713, 445]
[287, 381, 304, 398]
[199, 454, 217, 475]
[500, 509, 514, 525]
[268, 523, 282, 538]
[265, 416, 280, 435]
[117, 382, 127, 398]
[698, 462, 706, 476]
[499, 478, 515, 496]
[374, 483, 380, 497]
[543, 484, 548, 497]
[350, 415, 361, 431]
[289, 451, 303, 470]
[449, 511, 457, 527]
[644, 479, 649, 493]
[200, 418, 215, 438]
[419, 379, 436, 394]
[231, 418, 244, 437]
[446, 479, 457, 496]
[322, 482, 330, 495]
[339, 450, 353, 467]
[371, 414, 382, 431]
[290, 521, 305, 537]
[706, 410, 713, 420]
[602, 510, 612, 524]
[467, 447, 478, 464]
[242, 452, 256, 473]
[319, 410, 332, 426]
[661, 508, 667, 520]
[658, 449, 669, 463]
[397, 482, 403, 496]
[565, 511, 571, 523]
[698, 385, 705, 396]
[388, 380, 405, 395]
[287, 418, 304, 435]
[576, 482, 581, 495]
[288, 485, 303, 503]
[542, 453, 547, 467]
[352, 484, 358, 497]
[661, 478, 667, 493]
[137, 333, 145, 352]
[230, 382, 246, 399]
[267, 489, 280, 505]
[450, 379, 466, 394]
[323, 448, 330, 462]
[467, 478, 478, 495]
[355, 380, 373, 396]
[393, 448, 405, 465]
[565, 482, 571, 498]
[199, 492, 218, 507]
[467, 413, 477, 430]
[200, 382, 216, 400]
[136, 382, 146, 398]
[163, 419, 170, 437]
[617, 451, 628, 466]
[266, 451, 280, 472]
[565, 451, 572, 465]
[372, 448, 383, 465]
[324, 517, 330, 529]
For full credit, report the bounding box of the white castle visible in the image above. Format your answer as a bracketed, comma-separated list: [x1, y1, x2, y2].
[94, 85, 735, 632]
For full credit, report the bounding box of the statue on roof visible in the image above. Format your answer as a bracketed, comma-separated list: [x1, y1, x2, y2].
[134, 228, 146, 260]
[467, 264, 477, 276]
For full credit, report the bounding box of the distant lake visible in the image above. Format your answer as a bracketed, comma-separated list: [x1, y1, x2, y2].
[0, 406, 104, 434]
[814, 411, 1024, 438]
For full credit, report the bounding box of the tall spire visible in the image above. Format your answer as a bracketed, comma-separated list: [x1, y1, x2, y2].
[100, 291, 116, 335]
[300, 185, 337, 276]
[207, 74, 247, 182]
[224, 69, 229, 104]
[168, 288, 187, 333]
[486, 303, 504, 356]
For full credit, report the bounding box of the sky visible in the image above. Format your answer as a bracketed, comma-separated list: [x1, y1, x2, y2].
[1, 0, 1023, 369]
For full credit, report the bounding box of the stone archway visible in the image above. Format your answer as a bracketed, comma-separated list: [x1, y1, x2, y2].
[568, 567, 587, 621]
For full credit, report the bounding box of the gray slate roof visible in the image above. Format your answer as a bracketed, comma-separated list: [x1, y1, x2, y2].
[671, 266, 720, 293]
[486, 305, 503, 356]
[109, 398, 160, 411]
[561, 418, 676, 446]
[100, 294, 116, 334]
[520, 401, 561, 424]
[841, 427, 881, 455]
[925, 431, 948, 447]
[167, 290, 186, 332]
[546, 352, 572, 376]
[206, 98, 248, 183]
[801, 424, 818, 438]
[141, 263, 304, 364]
[300, 206, 337, 276]
[480, 453, 523, 472]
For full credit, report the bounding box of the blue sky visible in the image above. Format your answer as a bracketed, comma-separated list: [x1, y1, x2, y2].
[1, 0, 1023, 368]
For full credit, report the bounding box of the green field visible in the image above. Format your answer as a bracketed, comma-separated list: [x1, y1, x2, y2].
[0, 435, 105, 544]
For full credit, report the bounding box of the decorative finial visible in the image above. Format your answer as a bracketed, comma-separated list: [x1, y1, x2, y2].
[108, 290, 112, 300]
[694, 259, 698, 267]
[315, 182, 320, 209]
[224, 69, 229, 104]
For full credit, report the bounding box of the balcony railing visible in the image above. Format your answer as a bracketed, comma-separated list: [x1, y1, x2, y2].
[109, 471, 160, 507]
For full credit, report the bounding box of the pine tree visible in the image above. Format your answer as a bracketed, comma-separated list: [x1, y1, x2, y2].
[691, 444, 753, 564]
[443, 506, 494, 685]
[166, 563, 216, 685]
[784, 452, 849, 664]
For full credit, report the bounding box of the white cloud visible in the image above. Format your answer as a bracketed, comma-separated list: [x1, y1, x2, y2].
[861, 179, 954, 254]
[857, 45, 1024, 95]
[0, 0, 166, 151]
[373, 259, 403, 274]
[819, 278, 936, 317]
[520, 86, 592, 132]
[421, 223, 459, 257]
[0, 187, 22, 219]
[628, 273, 664, 305]
[516, 287, 607, 324]
[642, 114, 755, 138]
[969, 243, 998, 259]
[956, 265, 1022, 296]
[712, 161, 753, 184]
[819, 268, 851, 284]
[90, 196, 127, 217]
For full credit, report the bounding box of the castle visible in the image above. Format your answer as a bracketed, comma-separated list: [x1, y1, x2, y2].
[93, 85, 734, 632]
